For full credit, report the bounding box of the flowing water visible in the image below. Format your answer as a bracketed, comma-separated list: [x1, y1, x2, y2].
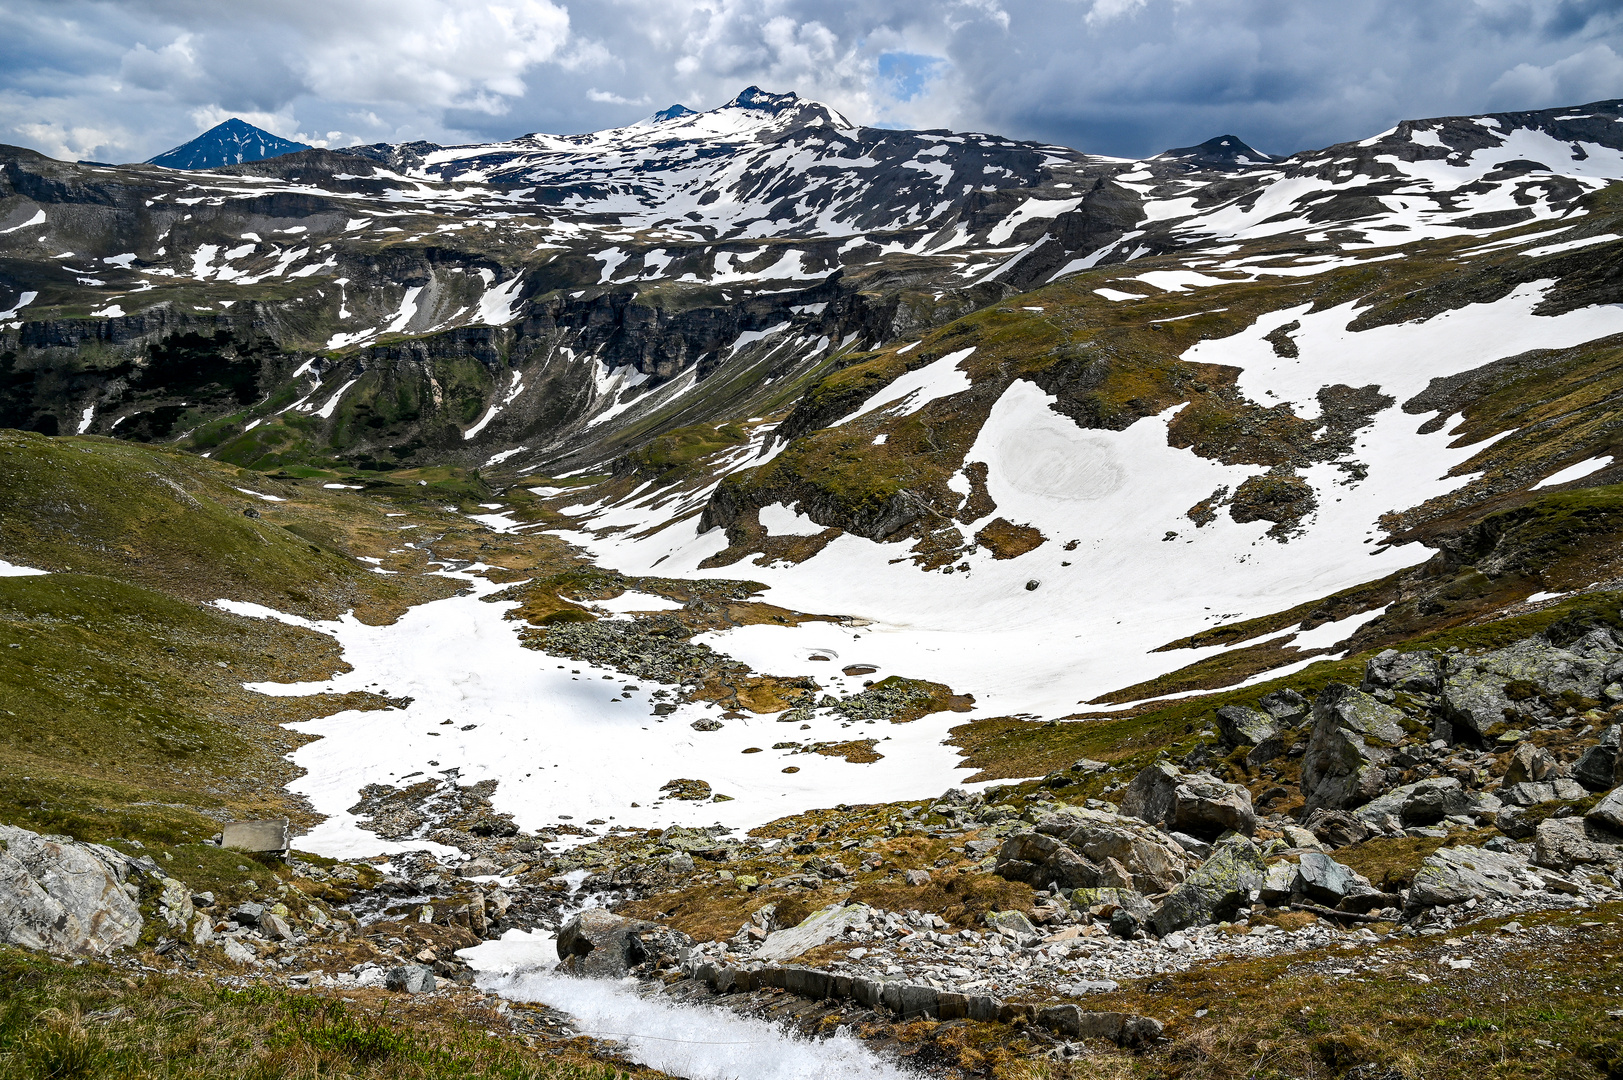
[460, 931, 911, 1080]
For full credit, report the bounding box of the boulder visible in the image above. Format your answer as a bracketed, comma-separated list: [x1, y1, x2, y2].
[1443, 638, 1613, 740]
[1353, 778, 1470, 829]
[1036, 1005, 1160, 1046]
[984, 909, 1038, 942]
[997, 808, 1191, 893]
[1301, 809, 1371, 849]
[1258, 688, 1311, 726]
[1405, 846, 1527, 911]
[1121, 764, 1256, 840]
[1216, 706, 1279, 749]
[385, 965, 436, 993]
[1533, 816, 1623, 872]
[0, 825, 142, 957]
[557, 908, 661, 978]
[1301, 684, 1407, 812]
[1362, 649, 1443, 695]
[1588, 787, 1623, 833]
[1499, 779, 1587, 806]
[1152, 837, 1267, 935]
[758, 903, 874, 961]
[1503, 743, 1559, 787]
[1293, 852, 1370, 906]
[1574, 736, 1618, 792]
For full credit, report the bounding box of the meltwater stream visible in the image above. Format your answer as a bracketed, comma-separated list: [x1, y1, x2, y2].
[461, 931, 910, 1080]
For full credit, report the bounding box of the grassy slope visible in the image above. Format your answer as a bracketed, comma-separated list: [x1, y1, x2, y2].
[0, 431, 585, 848]
[0, 946, 650, 1080]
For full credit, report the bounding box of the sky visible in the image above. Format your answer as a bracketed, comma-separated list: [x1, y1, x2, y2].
[0, 0, 1619, 163]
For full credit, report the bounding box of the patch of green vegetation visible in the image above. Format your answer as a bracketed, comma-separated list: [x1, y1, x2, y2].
[0, 946, 643, 1080]
[614, 422, 748, 483]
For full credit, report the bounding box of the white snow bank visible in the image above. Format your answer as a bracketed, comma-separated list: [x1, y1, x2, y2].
[831, 347, 974, 427]
[1534, 455, 1614, 489]
[0, 559, 49, 577]
[759, 503, 827, 536]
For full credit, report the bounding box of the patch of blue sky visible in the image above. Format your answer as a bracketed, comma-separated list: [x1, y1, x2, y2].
[877, 52, 945, 103]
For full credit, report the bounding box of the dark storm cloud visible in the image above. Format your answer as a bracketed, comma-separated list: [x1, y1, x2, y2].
[0, 0, 1617, 163]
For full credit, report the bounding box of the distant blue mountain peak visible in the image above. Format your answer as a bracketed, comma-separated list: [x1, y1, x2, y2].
[146, 119, 310, 170]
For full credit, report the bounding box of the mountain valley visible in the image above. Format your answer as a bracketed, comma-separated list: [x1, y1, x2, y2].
[4, 89, 1623, 1080]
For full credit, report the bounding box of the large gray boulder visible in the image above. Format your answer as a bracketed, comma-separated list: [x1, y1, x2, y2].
[1443, 635, 1617, 739]
[997, 808, 1192, 894]
[1120, 764, 1256, 840]
[1533, 816, 1623, 872]
[1405, 846, 1528, 911]
[1301, 684, 1408, 812]
[0, 826, 142, 957]
[1215, 706, 1279, 749]
[1499, 778, 1587, 807]
[557, 908, 676, 978]
[1152, 837, 1267, 935]
[1574, 728, 1619, 791]
[1353, 777, 1470, 830]
[1362, 649, 1443, 695]
[1293, 852, 1371, 906]
[758, 903, 874, 961]
[1588, 787, 1623, 833]
[1257, 688, 1311, 726]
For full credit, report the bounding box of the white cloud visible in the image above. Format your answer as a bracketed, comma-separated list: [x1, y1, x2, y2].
[1085, 0, 1148, 26]
[0, 0, 1620, 163]
[1488, 44, 1623, 108]
[586, 88, 652, 106]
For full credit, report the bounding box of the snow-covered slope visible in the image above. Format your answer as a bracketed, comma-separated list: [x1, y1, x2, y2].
[146, 118, 312, 170]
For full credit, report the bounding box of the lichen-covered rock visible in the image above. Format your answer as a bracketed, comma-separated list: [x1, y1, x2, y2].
[1443, 636, 1616, 739]
[1216, 705, 1279, 749]
[1588, 787, 1623, 833]
[997, 807, 1192, 893]
[1533, 816, 1623, 871]
[1301, 684, 1407, 812]
[1121, 764, 1256, 840]
[1499, 778, 1587, 806]
[0, 825, 142, 957]
[1406, 846, 1527, 911]
[1258, 688, 1310, 726]
[1152, 836, 1267, 935]
[758, 902, 874, 961]
[1362, 649, 1443, 695]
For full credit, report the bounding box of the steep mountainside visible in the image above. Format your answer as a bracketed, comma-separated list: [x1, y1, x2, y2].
[146, 118, 313, 170]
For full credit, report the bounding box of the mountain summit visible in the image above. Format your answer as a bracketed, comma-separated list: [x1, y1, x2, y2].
[145, 118, 310, 170]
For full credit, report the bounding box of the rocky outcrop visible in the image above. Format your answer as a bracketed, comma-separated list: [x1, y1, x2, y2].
[1151, 837, 1267, 935]
[1406, 846, 1528, 911]
[1352, 777, 1473, 830]
[996, 807, 1192, 893]
[1119, 763, 1257, 839]
[0, 825, 142, 957]
[1442, 631, 1622, 739]
[1300, 684, 1408, 812]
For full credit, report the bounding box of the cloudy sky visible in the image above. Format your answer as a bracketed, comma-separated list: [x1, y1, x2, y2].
[2, 0, 1619, 163]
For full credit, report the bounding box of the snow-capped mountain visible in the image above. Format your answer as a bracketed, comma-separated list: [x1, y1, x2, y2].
[146, 118, 311, 170]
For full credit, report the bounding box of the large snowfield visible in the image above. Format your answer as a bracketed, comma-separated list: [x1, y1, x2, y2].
[223, 273, 1623, 859]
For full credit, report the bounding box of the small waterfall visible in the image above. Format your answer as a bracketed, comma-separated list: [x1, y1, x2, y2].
[462, 931, 911, 1080]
